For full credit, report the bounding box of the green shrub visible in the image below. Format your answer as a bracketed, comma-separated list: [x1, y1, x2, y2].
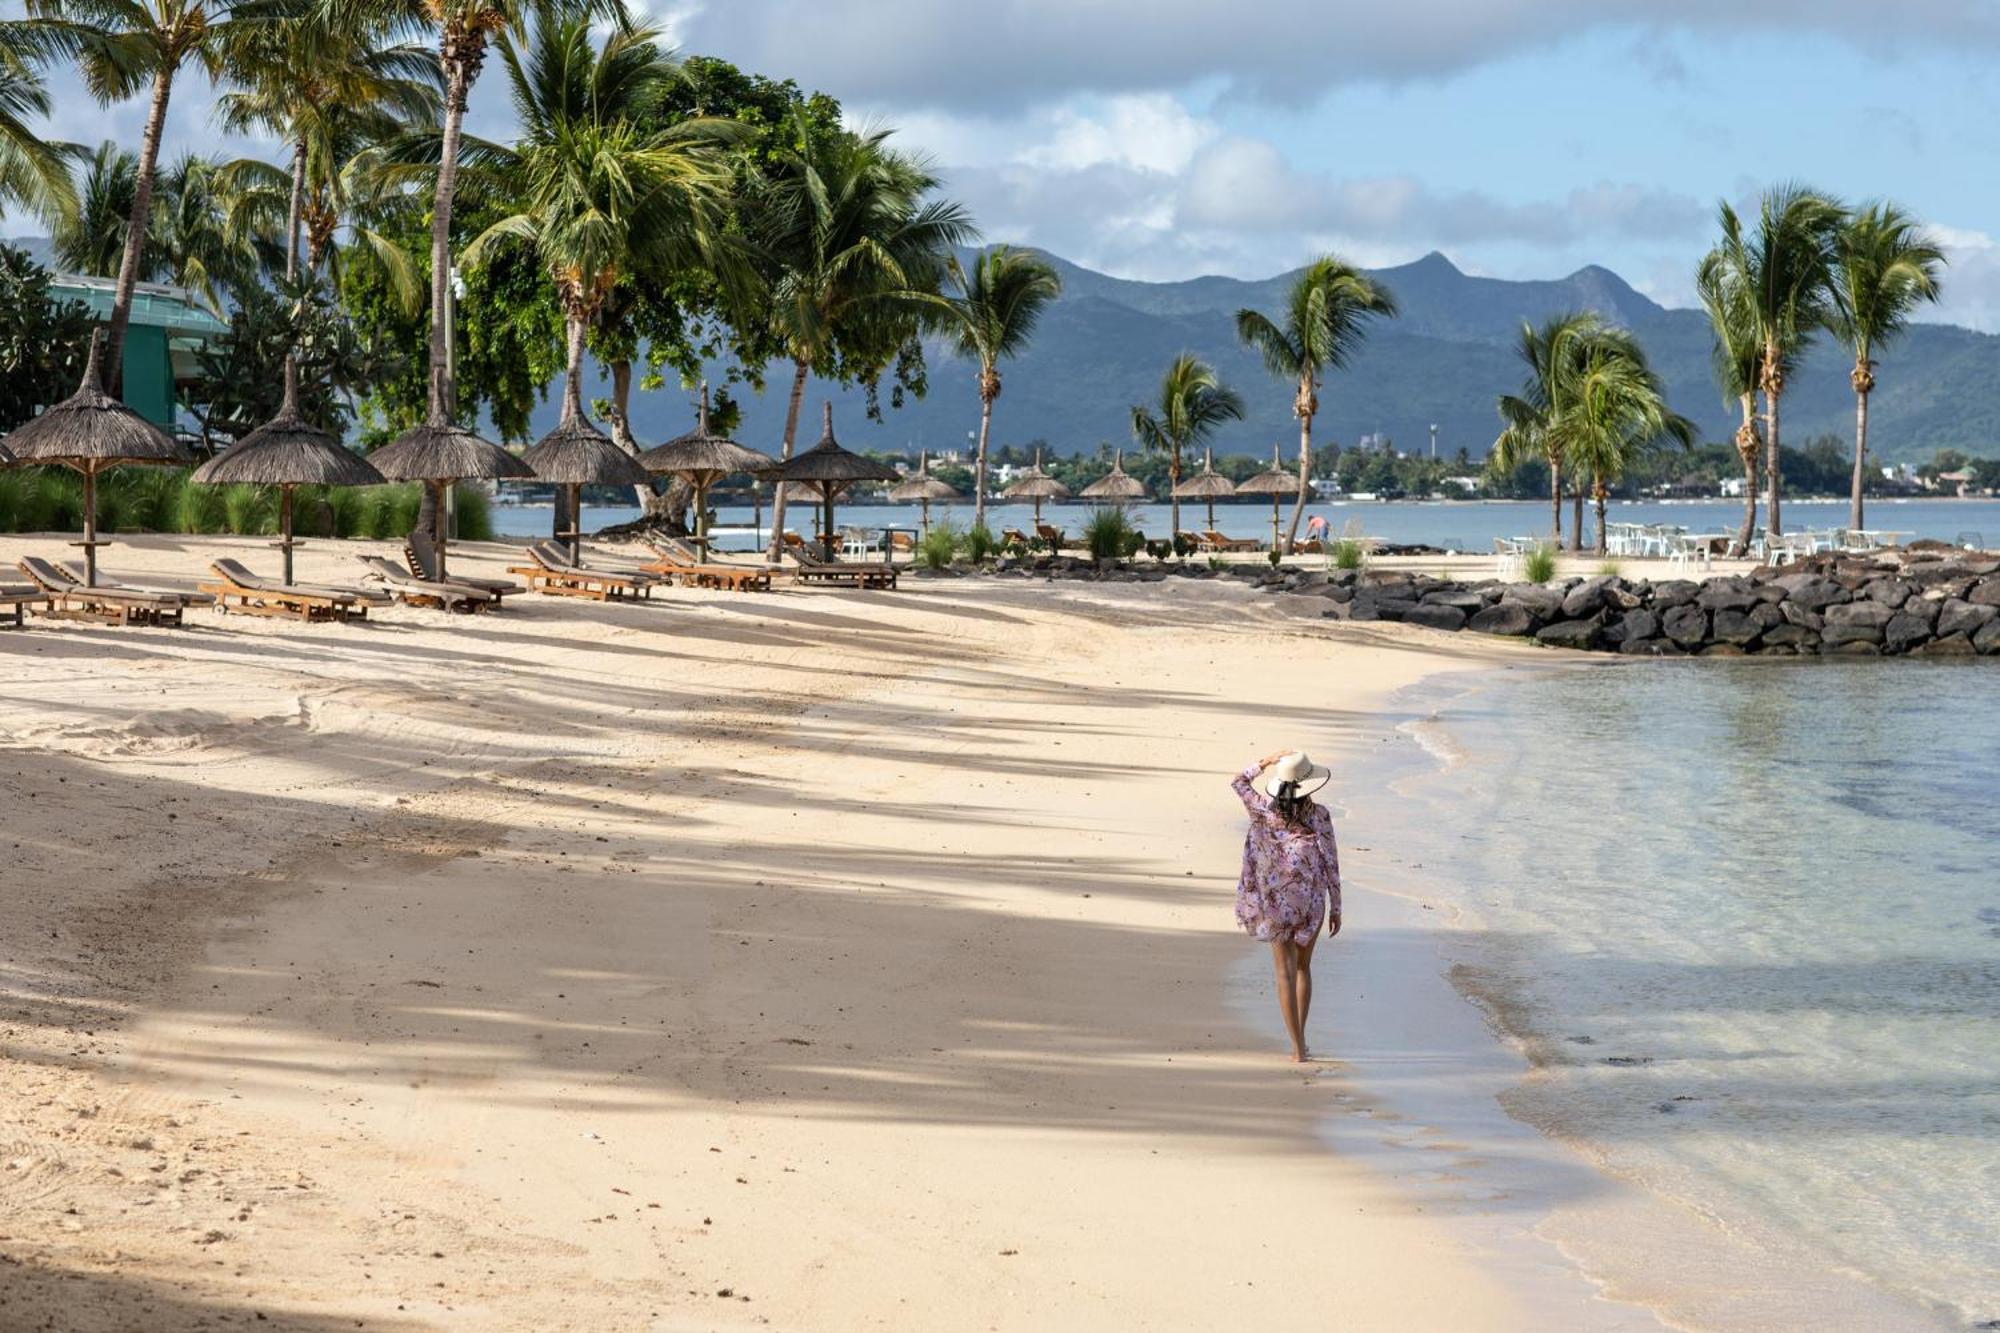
[964, 523, 997, 563]
[1144, 538, 1173, 561]
[1081, 506, 1136, 561]
[1596, 558, 1622, 577]
[1330, 538, 1366, 570]
[1207, 555, 1226, 572]
[1524, 543, 1558, 583]
[1267, 549, 1282, 567]
[917, 520, 959, 570]
[452, 484, 493, 541]
[325, 485, 368, 538]
[1172, 532, 1198, 558]
[222, 484, 276, 536]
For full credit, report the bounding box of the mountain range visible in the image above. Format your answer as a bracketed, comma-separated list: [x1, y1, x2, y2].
[604, 248, 2000, 468]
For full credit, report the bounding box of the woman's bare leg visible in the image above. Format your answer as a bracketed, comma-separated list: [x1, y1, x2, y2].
[1269, 940, 1307, 1062]
[1294, 932, 1319, 1044]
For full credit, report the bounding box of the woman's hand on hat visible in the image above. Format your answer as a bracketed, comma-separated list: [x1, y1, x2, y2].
[1257, 750, 1289, 769]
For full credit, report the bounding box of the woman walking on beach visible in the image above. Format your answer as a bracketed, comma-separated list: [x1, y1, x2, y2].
[1233, 751, 1342, 1062]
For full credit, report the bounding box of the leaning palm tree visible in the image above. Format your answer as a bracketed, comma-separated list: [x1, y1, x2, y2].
[53, 141, 143, 277]
[1708, 185, 1845, 536]
[24, 0, 247, 388]
[1235, 256, 1397, 552]
[1696, 246, 1778, 555]
[930, 245, 1061, 530]
[1827, 202, 1944, 530]
[1488, 312, 1600, 546]
[464, 14, 735, 448]
[757, 120, 973, 559]
[1130, 353, 1245, 540]
[1558, 333, 1695, 555]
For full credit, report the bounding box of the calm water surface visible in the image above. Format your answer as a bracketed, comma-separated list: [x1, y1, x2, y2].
[1400, 660, 1999, 1325]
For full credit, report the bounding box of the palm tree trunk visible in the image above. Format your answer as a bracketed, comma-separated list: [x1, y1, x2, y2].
[1850, 378, 1870, 532]
[285, 140, 305, 284]
[553, 313, 588, 549]
[1765, 382, 1783, 538]
[1548, 461, 1562, 546]
[1169, 445, 1182, 544]
[101, 67, 175, 392]
[1733, 395, 1759, 557]
[764, 358, 809, 561]
[1594, 477, 1609, 556]
[971, 387, 995, 531]
[1570, 489, 1584, 552]
[427, 55, 473, 422]
[1282, 392, 1312, 555]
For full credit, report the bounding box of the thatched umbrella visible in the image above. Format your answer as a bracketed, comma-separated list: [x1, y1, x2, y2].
[2, 334, 191, 586]
[1000, 447, 1072, 526]
[885, 450, 962, 534]
[189, 362, 384, 584]
[522, 414, 650, 562]
[764, 402, 900, 560]
[1080, 448, 1146, 505]
[0, 441, 16, 467]
[637, 385, 771, 556]
[1171, 447, 1237, 531]
[368, 415, 534, 579]
[1234, 444, 1298, 553]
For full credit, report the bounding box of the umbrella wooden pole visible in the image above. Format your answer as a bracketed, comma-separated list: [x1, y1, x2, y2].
[567, 483, 583, 563]
[1206, 497, 1216, 531]
[921, 498, 930, 535]
[693, 479, 710, 557]
[281, 485, 296, 585]
[1270, 497, 1280, 555]
[433, 480, 450, 579]
[82, 464, 99, 587]
[822, 486, 836, 562]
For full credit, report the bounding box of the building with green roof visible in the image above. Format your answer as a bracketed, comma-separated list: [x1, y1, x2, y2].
[51, 273, 229, 429]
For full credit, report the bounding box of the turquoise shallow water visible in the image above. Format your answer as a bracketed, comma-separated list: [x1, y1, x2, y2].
[1399, 660, 2000, 1325]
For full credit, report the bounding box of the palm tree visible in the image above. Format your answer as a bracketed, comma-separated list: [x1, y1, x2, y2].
[1828, 203, 1944, 530]
[1130, 353, 1244, 540]
[1235, 256, 1396, 552]
[930, 245, 1061, 530]
[53, 144, 252, 311]
[756, 121, 973, 559]
[25, 0, 247, 389]
[0, 30, 79, 225]
[1708, 185, 1845, 536]
[464, 14, 734, 446]
[1696, 246, 1774, 555]
[1558, 332, 1694, 554]
[1489, 312, 1599, 546]
[53, 141, 143, 276]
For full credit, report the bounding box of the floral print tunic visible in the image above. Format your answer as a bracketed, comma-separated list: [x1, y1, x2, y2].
[1232, 763, 1341, 945]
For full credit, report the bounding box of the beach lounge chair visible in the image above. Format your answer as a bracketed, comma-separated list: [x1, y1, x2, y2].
[17, 556, 211, 626]
[200, 558, 387, 623]
[889, 532, 915, 557]
[355, 554, 496, 613]
[0, 584, 49, 629]
[507, 541, 661, 602]
[784, 550, 899, 590]
[640, 537, 772, 592]
[1001, 527, 1032, 548]
[405, 529, 524, 604]
[1035, 522, 1065, 551]
[1200, 529, 1260, 553]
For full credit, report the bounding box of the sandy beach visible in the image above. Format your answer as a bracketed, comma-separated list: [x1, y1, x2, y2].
[0, 533, 1944, 1331]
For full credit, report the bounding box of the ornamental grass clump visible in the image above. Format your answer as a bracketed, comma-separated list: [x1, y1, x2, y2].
[964, 523, 997, 563]
[1330, 538, 1366, 570]
[1524, 543, 1558, 583]
[1081, 506, 1137, 561]
[918, 521, 959, 570]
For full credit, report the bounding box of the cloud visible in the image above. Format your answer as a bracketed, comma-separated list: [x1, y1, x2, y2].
[680, 1, 2000, 110]
[1921, 225, 2000, 333]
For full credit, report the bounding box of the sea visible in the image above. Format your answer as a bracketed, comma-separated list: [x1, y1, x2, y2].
[491, 494, 2000, 553]
[1367, 659, 1999, 1326]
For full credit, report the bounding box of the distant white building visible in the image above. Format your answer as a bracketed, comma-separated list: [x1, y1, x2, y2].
[1720, 476, 1746, 498]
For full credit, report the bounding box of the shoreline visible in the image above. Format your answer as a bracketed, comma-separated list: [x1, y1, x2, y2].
[1336, 666, 1959, 1331]
[0, 530, 1956, 1329]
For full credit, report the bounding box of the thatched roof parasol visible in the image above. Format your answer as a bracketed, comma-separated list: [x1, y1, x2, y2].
[1001, 447, 1072, 526]
[1171, 448, 1238, 531]
[1233, 445, 1299, 552]
[887, 450, 963, 534]
[190, 363, 385, 583]
[766, 402, 900, 560]
[4, 334, 192, 585]
[367, 418, 531, 578]
[521, 414, 650, 559]
[1080, 448, 1146, 502]
[638, 386, 772, 554]
[0, 440, 16, 466]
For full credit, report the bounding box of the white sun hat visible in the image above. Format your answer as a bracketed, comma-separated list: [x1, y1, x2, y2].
[1262, 751, 1330, 799]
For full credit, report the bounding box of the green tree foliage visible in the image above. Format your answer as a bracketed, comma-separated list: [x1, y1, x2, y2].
[0, 242, 93, 430]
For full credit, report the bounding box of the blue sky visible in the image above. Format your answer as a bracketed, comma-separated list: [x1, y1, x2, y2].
[14, 2, 2000, 327]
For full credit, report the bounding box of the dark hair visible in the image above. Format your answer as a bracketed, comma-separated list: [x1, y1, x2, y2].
[1270, 782, 1314, 829]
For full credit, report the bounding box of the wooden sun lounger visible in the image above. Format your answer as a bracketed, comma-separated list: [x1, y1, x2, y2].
[640, 538, 772, 592]
[405, 529, 524, 603]
[1035, 522, 1065, 549]
[507, 541, 661, 602]
[1002, 527, 1033, 547]
[1201, 529, 1260, 553]
[0, 584, 50, 629]
[200, 558, 384, 623]
[17, 557, 210, 626]
[784, 551, 898, 590]
[356, 554, 496, 613]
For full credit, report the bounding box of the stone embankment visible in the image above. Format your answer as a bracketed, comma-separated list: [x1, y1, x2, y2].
[970, 543, 2000, 656]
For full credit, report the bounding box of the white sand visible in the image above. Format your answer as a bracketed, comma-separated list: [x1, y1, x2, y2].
[0, 532, 1655, 1331]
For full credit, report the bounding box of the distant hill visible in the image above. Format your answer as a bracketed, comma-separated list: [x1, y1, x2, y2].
[19, 230, 1992, 464]
[602, 248, 2000, 467]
